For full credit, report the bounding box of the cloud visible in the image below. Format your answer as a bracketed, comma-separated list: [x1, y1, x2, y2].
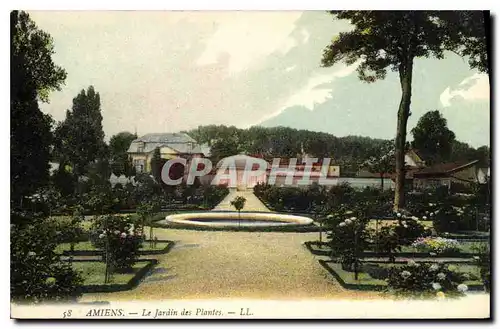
[440, 73, 490, 107]
[251, 61, 360, 126]
[195, 11, 302, 75]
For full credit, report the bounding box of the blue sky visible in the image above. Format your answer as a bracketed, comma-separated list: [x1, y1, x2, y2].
[31, 11, 490, 147]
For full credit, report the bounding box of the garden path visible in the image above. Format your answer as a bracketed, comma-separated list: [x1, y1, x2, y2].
[79, 229, 381, 301]
[212, 189, 271, 212]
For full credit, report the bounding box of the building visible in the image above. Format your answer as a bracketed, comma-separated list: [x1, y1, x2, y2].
[412, 160, 481, 191]
[127, 133, 207, 173]
[405, 149, 426, 168]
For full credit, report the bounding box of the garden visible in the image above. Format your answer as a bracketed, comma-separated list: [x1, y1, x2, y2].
[255, 182, 491, 299]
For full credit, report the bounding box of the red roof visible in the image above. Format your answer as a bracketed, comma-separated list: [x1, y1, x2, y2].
[413, 160, 478, 177]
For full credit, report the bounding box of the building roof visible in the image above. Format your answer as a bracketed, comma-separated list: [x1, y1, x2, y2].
[413, 160, 479, 177]
[135, 133, 196, 144]
[127, 133, 204, 154]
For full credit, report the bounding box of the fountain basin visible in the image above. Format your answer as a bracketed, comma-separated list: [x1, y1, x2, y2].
[163, 211, 313, 228]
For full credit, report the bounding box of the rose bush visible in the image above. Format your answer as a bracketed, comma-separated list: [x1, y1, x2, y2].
[90, 215, 143, 273]
[386, 260, 469, 298]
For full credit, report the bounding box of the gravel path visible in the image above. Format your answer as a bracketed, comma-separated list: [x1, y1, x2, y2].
[212, 189, 271, 212]
[79, 229, 381, 301]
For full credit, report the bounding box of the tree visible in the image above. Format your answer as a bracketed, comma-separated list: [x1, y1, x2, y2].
[321, 11, 488, 210]
[210, 137, 240, 163]
[230, 196, 246, 227]
[411, 111, 456, 164]
[363, 140, 395, 190]
[11, 11, 66, 206]
[54, 86, 107, 191]
[109, 131, 137, 177]
[150, 147, 163, 182]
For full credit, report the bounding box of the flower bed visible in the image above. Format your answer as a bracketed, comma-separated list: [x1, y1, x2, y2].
[56, 240, 175, 256]
[305, 240, 484, 259]
[319, 260, 484, 293]
[412, 237, 460, 255]
[72, 259, 158, 293]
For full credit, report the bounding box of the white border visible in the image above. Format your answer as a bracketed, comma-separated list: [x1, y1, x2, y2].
[2, 1, 497, 328]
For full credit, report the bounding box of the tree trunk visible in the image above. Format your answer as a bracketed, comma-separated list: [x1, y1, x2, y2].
[393, 58, 414, 212]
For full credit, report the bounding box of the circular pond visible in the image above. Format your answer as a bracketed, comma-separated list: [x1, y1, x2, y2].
[163, 212, 313, 228]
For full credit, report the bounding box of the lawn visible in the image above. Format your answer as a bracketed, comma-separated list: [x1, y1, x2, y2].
[55, 240, 171, 254]
[366, 241, 487, 254]
[374, 263, 482, 284]
[329, 262, 387, 286]
[72, 261, 150, 285]
[329, 262, 482, 288]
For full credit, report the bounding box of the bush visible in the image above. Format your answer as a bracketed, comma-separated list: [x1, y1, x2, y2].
[386, 260, 469, 298]
[472, 243, 491, 292]
[393, 214, 428, 246]
[11, 214, 83, 304]
[90, 215, 143, 273]
[373, 226, 401, 262]
[327, 204, 371, 271]
[46, 216, 88, 244]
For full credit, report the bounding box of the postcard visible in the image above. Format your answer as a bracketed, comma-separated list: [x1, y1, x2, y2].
[10, 9, 491, 320]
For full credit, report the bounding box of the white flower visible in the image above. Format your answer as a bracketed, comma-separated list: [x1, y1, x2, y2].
[99, 233, 105, 239]
[423, 216, 427, 220]
[339, 222, 346, 227]
[400, 271, 411, 279]
[411, 216, 419, 221]
[430, 212, 434, 217]
[344, 219, 352, 225]
[114, 230, 120, 235]
[407, 259, 418, 267]
[437, 273, 446, 280]
[327, 214, 334, 219]
[27, 251, 36, 257]
[457, 284, 468, 292]
[432, 282, 442, 290]
[429, 264, 439, 271]
[349, 217, 357, 221]
[120, 232, 127, 238]
[397, 213, 402, 218]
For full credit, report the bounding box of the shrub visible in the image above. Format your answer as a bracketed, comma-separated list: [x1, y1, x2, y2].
[328, 204, 371, 272]
[11, 215, 83, 304]
[386, 260, 468, 298]
[472, 243, 491, 292]
[412, 237, 460, 255]
[373, 226, 401, 262]
[392, 212, 429, 246]
[91, 215, 143, 273]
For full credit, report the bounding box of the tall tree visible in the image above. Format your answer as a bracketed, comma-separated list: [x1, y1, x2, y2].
[321, 11, 488, 210]
[411, 110, 456, 164]
[54, 86, 107, 189]
[11, 10, 67, 206]
[109, 131, 137, 177]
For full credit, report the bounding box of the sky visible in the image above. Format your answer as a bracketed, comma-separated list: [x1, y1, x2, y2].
[30, 11, 490, 147]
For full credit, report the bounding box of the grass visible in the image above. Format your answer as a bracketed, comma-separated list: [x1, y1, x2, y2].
[397, 241, 487, 254]
[374, 263, 483, 284]
[329, 262, 387, 286]
[55, 240, 171, 254]
[72, 261, 149, 285]
[331, 262, 482, 288]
